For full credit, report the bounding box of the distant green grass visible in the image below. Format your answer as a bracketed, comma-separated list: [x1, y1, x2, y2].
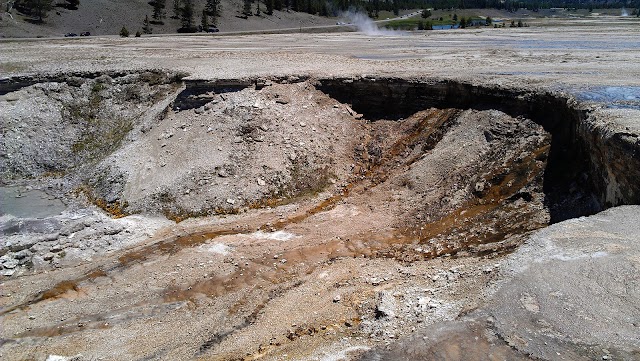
[383, 17, 456, 30]
[375, 10, 400, 20]
[375, 9, 422, 20]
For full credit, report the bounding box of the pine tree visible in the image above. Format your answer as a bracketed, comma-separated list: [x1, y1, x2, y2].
[320, 2, 328, 16]
[205, 0, 221, 25]
[265, 0, 274, 15]
[181, 0, 195, 30]
[120, 26, 130, 37]
[200, 10, 209, 30]
[172, 0, 181, 19]
[242, 0, 252, 16]
[152, 0, 166, 24]
[143, 15, 152, 33]
[255, 1, 261, 16]
[205, 0, 219, 16]
[19, 0, 54, 23]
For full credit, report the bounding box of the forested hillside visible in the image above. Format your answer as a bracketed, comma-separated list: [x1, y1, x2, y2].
[1, 0, 638, 37]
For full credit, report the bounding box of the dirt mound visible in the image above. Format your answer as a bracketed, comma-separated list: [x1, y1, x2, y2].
[1, 73, 554, 286]
[2, 74, 551, 235]
[2, 71, 639, 361]
[93, 80, 363, 219]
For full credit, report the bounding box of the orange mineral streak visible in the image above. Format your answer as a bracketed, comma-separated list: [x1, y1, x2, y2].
[2, 108, 551, 333]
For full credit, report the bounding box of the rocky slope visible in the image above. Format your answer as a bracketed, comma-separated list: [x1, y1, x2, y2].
[1, 70, 639, 361]
[360, 205, 640, 360]
[1, 73, 555, 277]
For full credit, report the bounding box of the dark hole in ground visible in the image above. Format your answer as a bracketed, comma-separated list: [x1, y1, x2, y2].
[171, 80, 252, 111]
[314, 77, 636, 223]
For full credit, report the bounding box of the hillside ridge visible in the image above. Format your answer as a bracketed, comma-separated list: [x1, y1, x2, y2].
[0, 0, 338, 37]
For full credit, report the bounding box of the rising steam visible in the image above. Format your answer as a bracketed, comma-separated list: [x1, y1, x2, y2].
[340, 11, 404, 36]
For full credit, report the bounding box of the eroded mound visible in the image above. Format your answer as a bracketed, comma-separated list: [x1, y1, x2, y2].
[1, 73, 640, 361]
[92, 81, 363, 219]
[1, 74, 556, 276]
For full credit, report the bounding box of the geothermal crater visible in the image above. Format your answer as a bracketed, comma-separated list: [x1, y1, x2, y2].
[1, 71, 639, 360]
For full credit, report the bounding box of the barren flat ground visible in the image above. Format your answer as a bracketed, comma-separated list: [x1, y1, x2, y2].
[1, 18, 640, 361]
[1, 18, 639, 86]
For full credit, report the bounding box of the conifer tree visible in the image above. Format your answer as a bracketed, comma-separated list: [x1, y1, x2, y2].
[320, 2, 328, 16]
[172, 0, 181, 19]
[200, 10, 209, 30]
[152, 0, 166, 24]
[205, 0, 220, 16]
[143, 15, 152, 33]
[242, 0, 252, 16]
[19, 0, 54, 23]
[205, 0, 221, 25]
[181, 0, 195, 30]
[265, 0, 274, 15]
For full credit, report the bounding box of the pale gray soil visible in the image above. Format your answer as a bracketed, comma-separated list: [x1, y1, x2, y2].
[1, 18, 639, 361]
[361, 205, 640, 360]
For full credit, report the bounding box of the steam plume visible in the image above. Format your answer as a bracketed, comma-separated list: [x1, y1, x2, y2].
[341, 11, 404, 36]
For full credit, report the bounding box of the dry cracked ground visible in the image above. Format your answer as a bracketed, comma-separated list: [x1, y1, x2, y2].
[1, 19, 640, 361]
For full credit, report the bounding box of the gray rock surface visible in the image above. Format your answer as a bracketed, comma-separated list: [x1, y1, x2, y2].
[0, 21, 639, 361]
[360, 205, 640, 360]
[0, 210, 172, 276]
[490, 205, 640, 359]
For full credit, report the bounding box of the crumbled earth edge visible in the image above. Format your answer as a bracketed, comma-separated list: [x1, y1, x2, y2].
[0, 71, 639, 361]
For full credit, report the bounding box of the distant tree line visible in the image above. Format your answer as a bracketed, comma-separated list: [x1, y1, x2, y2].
[11, 0, 81, 23]
[145, 0, 220, 32]
[13, 0, 50, 23]
[142, 0, 639, 33]
[228, 0, 640, 18]
[12, 0, 640, 29]
[417, 0, 640, 12]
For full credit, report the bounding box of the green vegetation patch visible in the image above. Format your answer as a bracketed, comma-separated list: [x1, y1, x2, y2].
[384, 17, 455, 30]
[65, 80, 136, 164]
